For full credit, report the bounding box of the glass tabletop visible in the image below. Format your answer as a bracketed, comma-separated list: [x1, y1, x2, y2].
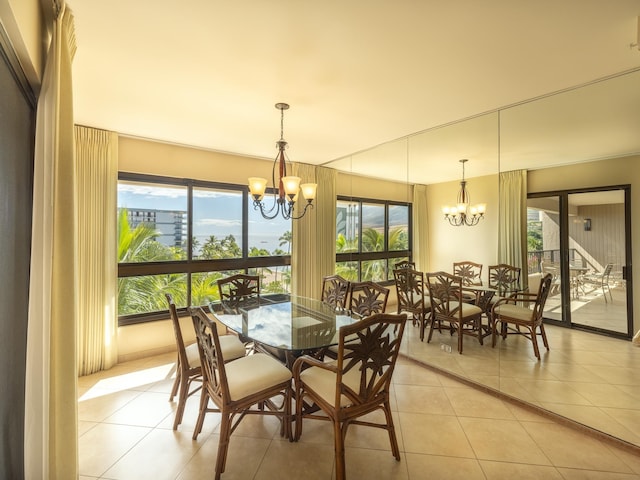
[208, 294, 357, 352]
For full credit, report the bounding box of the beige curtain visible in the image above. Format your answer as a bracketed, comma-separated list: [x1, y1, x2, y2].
[292, 164, 336, 298]
[75, 126, 118, 375]
[412, 184, 430, 272]
[24, 2, 78, 478]
[498, 170, 528, 283]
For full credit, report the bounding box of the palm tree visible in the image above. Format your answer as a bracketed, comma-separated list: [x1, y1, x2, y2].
[279, 230, 293, 254]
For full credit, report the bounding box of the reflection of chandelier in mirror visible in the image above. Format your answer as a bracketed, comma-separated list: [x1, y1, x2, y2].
[248, 103, 317, 220]
[442, 159, 486, 227]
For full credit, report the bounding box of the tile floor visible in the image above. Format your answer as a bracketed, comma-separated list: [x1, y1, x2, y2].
[78, 343, 640, 479]
[401, 306, 640, 447]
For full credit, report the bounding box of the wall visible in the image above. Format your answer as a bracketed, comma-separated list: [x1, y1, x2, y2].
[117, 136, 410, 360]
[426, 173, 500, 282]
[117, 139, 640, 359]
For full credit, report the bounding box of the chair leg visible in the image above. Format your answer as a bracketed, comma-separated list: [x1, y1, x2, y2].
[294, 385, 304, 441]
[215, 413, 232, 479]
[334, 420, 347, 480]
[539, 323, 550, 350]
[491, 318, 498, 348]
[192, 388, 209, 440]
[173, 368, 190, 430]
[382, 400, 401, 460]
[426, 315, 436, 344]
[169, 357, 180, 402]
[529, 326, 541, 360]
[457, 322, 464, 354]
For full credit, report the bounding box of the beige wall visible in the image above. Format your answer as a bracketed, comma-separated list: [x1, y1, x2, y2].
[426, 173, 500, 281]
[0, 0, 45, 88]
[117, 137, 639, 360]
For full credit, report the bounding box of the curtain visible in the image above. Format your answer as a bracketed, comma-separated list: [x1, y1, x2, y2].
[412, 184, 429, 272]
[498, 170, 528, 284]
[24, 3, 78, 478]
[292, 164, 336, 298]
[75, 126, 118, 375]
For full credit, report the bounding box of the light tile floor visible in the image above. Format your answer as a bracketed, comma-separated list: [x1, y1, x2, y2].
[401, 309, 640, 447]
[78, 344, 640, 479]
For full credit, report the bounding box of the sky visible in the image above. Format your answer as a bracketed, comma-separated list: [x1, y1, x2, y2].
[118, 182, 291, 253]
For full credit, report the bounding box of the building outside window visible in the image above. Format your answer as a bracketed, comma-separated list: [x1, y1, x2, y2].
[117, 174, 291, 324]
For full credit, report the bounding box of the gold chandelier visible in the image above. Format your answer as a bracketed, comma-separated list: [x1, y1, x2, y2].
[442, 159, 486, 227]
[248, 103, 317, 220]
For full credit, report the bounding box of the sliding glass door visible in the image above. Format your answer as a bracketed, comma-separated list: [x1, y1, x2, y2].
[527, 187, 632, 338]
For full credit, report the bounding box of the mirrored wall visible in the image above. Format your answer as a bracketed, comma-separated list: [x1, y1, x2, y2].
[326, 67, 640, 448]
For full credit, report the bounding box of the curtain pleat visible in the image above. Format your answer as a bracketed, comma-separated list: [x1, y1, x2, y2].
[75, 126, 118, 375]
[292, 164, 336, 298]
[498, 170, 528, 284]
[24, 3, 78, 479]
[412, 184, 429, 272]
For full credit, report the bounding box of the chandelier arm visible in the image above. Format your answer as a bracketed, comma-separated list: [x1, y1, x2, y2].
[253, 198, 286, 220]
[284, 201, 314, 220]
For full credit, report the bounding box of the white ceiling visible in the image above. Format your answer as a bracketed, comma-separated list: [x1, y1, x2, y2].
[70, 0, 640, 184]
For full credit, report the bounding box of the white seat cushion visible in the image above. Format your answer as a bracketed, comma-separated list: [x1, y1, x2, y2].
[185, 335, 245, 368]
[219, 334, 246, 361]
[225, 353, 292, 401]
[185, 342, 201, 368]
[494, 303, 533, 321]
[299, 363, 365, 407]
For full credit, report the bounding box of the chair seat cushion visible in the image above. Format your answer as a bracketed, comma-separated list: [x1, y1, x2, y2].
[219, 334, 246, 361]
[185, 342, 201, 368]
[494, 303, 533, 321]
[225, 353, 292, 401]
[299, 363, 362, 407]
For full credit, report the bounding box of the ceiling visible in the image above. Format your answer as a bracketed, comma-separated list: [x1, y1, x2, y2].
[70, 0, 640, 185]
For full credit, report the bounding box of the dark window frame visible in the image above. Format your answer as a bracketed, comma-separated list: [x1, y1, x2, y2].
[118, 172, 291, 325]
[336, 195, 412, 284]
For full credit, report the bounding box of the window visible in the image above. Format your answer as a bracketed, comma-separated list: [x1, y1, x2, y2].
[336, 197, 411, 283]
[117, 173, 291, 324]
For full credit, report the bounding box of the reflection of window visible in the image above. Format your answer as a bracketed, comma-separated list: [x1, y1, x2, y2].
[117, 173, 291, 324]
[335, 197, 411, 283]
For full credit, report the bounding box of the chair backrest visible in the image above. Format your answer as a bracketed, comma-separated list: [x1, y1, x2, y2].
[217, 274, 260, 308]
[321, 274, 350, 309]
[166, 293, 190, 368]
[425, 271, 464, 321]
[189, 306, 230, 405]
[488, 264, 521, 294]
[394, 260, 416, 270]
[453, 261, 483, 286]
[602, 263, 614, 279]
[348, 281, 389, 317]
[334, 313, 407, 408]
[531, 273, 553, 325]
[393, 268, 426, 314]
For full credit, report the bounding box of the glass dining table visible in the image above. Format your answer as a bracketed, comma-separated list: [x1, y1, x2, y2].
[208, 294, 358, 368]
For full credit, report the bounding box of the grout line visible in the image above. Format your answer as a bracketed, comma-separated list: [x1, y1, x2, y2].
[399, 353, 640, 458]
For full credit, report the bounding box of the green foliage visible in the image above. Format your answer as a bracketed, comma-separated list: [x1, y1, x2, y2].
[118, 212, 293, 315]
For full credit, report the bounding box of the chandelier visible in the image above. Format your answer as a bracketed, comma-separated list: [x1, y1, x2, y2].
[442, 159, 486, 226]
[248, 103, 317, 220]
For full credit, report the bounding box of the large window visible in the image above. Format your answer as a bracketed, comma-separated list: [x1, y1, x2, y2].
[336, 197, 411, 282]
[118, 173, 291, 324]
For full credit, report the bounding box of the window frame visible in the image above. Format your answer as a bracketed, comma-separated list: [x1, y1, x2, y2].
[118, 172, 291, 325]
[335, 195, 412, 284]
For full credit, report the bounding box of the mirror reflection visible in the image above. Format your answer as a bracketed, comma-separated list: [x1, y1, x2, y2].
[328, 68, 640, 448]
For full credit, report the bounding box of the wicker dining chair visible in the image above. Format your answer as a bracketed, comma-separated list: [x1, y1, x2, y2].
[321, 274, 350, 310]
[425, 271, 484, 353]
[292, 313, 407, 480]
[165, 294, 245, 430]
[189, 307, 292, 479]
